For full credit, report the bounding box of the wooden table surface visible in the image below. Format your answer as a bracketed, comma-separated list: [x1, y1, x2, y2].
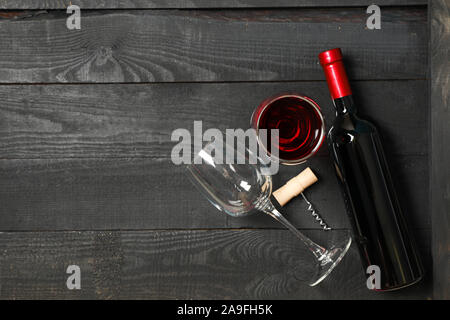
[0, 0, 447, 299]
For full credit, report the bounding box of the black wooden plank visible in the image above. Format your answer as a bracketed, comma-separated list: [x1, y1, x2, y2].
[430, 0, 450, 300]
[231, 154, 429, 230]
[0, 158, 229, 230]
[0, 155, 428, 231]
[0, 229, 432, 299]
[0, 0, 428, 9]
[0, 81, 428, 159]
[0, 7, 427, 83]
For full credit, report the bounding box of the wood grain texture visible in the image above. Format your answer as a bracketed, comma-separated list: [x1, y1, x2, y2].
[0, 81, 428, 159]
[0, 3, 435, 300]
[0, 8, 427, 83]
[0, 0, 428, 9]
[0, 229, 432, 299]
[430, 0, 450, 300]
[0, 81, 430, 231]
[0, 155, 428, 231]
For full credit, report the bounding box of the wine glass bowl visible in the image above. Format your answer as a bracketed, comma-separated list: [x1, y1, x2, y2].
[187, 151, 272, 217]
[251, 93, 325, 165]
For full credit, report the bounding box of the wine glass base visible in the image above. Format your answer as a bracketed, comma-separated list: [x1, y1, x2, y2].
[308, 236, 352, 287]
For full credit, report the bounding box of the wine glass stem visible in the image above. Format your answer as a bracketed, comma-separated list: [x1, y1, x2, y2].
[264, 205, 327, 260]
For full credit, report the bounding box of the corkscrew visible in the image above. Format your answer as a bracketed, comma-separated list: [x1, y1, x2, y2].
[272, 167, 332, 231]
[300, 192, 331, 231]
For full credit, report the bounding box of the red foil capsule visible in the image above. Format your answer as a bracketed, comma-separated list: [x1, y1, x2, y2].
[318, 48, 352, 100]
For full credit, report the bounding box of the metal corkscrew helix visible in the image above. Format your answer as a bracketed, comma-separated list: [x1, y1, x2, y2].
[301, 192, 331, 231]
[272, 167, 332, 231]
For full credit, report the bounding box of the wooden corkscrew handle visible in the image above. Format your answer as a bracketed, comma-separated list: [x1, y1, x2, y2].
[272, 167, 318, 207]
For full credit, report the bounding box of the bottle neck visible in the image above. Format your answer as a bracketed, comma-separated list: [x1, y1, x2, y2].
[333, 95, 356, 115]
[321, 59, 352, 100]
[319, 48, 354, 115]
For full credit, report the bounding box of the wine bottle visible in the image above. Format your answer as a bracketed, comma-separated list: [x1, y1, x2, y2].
[319, 48, 424, 291]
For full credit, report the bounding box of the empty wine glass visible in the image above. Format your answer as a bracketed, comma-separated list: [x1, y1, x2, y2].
[186, 134, 352, 286]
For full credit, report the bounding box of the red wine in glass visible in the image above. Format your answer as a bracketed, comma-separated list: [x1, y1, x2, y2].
[251, 94, 325, 164]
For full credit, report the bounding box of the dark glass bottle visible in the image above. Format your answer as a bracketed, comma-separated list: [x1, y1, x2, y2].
[319, 48, 424, 291]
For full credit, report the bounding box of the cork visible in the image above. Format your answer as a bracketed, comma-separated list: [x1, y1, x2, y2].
[272, 167, 318, 207]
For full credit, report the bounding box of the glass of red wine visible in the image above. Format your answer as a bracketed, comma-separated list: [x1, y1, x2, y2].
[251, 94, 325, 165]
